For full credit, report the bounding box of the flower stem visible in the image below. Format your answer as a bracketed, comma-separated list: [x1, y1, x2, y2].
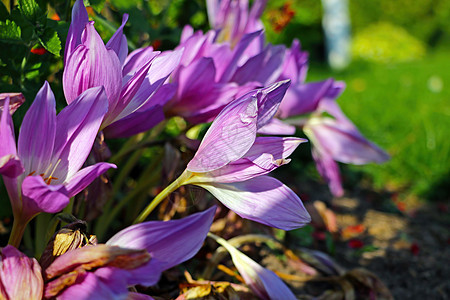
[133, 170, 193, 224]
[8, 218, 28, 248]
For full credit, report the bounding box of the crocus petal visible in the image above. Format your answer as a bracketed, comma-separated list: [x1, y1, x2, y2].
[280, 39, 309, 84]
[63, 22, 122, 106]
[65, 162, 116, 197]
[311, 148, 344, 197]
[103, 105, 165, 138]
[187, 92, 258, 173]
[0, 246, 44, 300]
[192, 137, 306, 183]
[106, 206, 216, 286]
[0, 97, 23, 177]
[51, 86, 108, 183]
[0, 92, 25, 114]
[106, 14, 129, 65]
[196, 176, 310, 230]
[21, 176, 69, 219]
[305, 117, 390, 165]
[215, 237, 296, 300]
[255, 80, 290, 129]
[278, 79, 334, 118]
[122, 47, 158, 76]
[55, 269, 129, 300]
[18, 81, 56, 177]
[257, 118, 296, 135]
[64, 0, 89, 65]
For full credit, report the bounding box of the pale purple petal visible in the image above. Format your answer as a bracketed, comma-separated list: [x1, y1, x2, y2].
[65, 162, 116, 197]
[21, 176, 69, 219]
[257, 118, 296, 135]
[255, 80, 290, 129]
[63, 23, 122, 106]
[218, 241, 296, 300]
[0, 92, 25, 114]
[196, 176, 310, 230]
[18, 81, 56, 177]
[187, 93, 258, 172]
[306, 117, 390, 165]
[0, 97, 23, 177]
[278, 79, 334, 118]
[232, 44, 285, 86]
[118, 49, 182, 120]
[106, 206, 216, 285]
[103, 105, 165, 138]
[56, 269, 129, 300]
[106, 14, 129, 65]
[122, 47, 158, 76]
[311, 148, 344, 197]
[279, 39, 309, 84]
[219, 30, 262, 83]
[52, 87, 108, 183]
[0, 246, 43, 300]
[195, 137, 306, 183]
[64, 0, 89, 65]
[104, 59, 153, 126]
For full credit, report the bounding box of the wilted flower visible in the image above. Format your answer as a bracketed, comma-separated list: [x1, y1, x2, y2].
[63, 0, 182, 138]
[0, 82, 115, 246]
[209, 232, 296, 300]
[0, 92, 25, 114]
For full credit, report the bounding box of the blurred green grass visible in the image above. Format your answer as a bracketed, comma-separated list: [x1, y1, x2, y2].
[307, 49, 450, 200]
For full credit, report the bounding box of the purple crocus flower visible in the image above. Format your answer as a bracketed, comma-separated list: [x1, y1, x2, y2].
[0, 82, 115, 246]
[181, 81, 310, 230]
[303, 99, 390, 197]
[1, 207, 216, 299]
[63, 0, 182, 138]
[209, 233, 296, 300]
[0, 92, 25, 114]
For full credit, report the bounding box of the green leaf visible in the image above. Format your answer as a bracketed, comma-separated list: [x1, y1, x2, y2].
[0, 20, 22, 43]
[84, 0, 106, 13]
[18, 0, 44, 23]
[38, 27, 61, 56]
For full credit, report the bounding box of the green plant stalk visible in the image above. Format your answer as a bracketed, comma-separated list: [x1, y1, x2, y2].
[133, 170, 193, 224]
[8, 217, 28, 248]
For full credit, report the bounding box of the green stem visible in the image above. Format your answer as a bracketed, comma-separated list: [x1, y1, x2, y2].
[133, 170, 193, 224]
[8, 218, 28, 248]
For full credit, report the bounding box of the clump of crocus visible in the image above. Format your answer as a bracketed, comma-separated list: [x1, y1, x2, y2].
[0, 82, 115, 247]
[136, 81, 310, 230]
[63, 0, 182, 138]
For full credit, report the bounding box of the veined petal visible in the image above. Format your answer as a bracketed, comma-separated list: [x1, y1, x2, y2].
[305, 117, 390, 165]
[278, 79, 334, 118]
[106, 207, 216, 286]
[64, 0, 89, 65]
[0, 97, 23, 177]
[106, 14, 129, 65]
[255, 80, 290, 129]
[280, 39, 309, 84]
[214, 237, 296, 300]
[103, 105, 165, 138]
[0, 92, 25, 114]
[257, 118, 296, 135]
[21, 176, 69, 220]
[65, 162, 116, 197]
[311, 147, 344, 197]
[187, 92, 258, 173]
[117, 49, 183, 121]
[196, 176, 310, 230]
[52, 87, 108, 183]
[0, 246, 44, 300]
[63, 22, 122, 107]
[18, 81, 56, 177]
[55, 270, 129, 300]
[122, 47, 158, 76]
[192, 137, 306, 183]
